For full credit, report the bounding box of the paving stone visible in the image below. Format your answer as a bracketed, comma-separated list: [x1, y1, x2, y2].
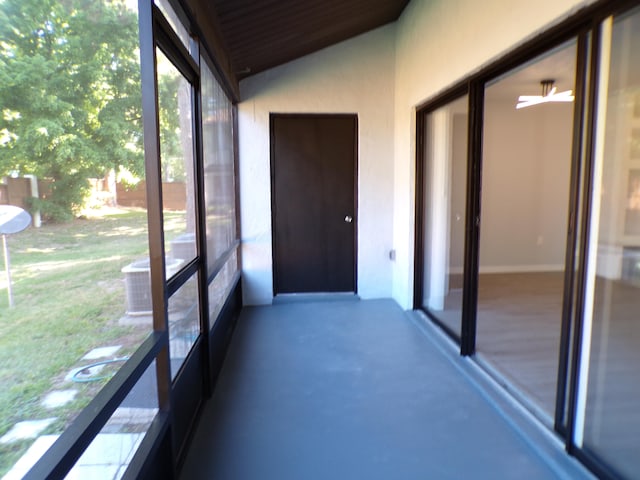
[1, 435, 58, 480]
[0, 419, 56, 444]
[106, 407, 158, 427]
[64, 465, 121, 480]
[73, 432, 143, 466]
[41, 390, 78, 409]
[3, 433, 143, 480]
[118, 313, 152, 327]
[82, 345, 122, 360]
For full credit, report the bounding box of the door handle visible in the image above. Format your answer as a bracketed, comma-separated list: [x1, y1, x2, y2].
[344, 215, 353, 223]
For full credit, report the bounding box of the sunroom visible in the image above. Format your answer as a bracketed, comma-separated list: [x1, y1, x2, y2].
[0, 0, 638, 479]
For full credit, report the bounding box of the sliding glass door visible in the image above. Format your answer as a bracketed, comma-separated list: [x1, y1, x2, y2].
[413, 4, 640, 479]
[572, 8, 640, 478]
[416, 95, 469, 339]
[475, 40, 578, 420]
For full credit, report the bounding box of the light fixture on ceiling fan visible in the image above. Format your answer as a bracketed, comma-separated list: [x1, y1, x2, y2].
[516, 79, 574, 109]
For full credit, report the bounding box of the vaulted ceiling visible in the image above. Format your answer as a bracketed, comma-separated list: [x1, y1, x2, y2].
[208, 0, 409, 81]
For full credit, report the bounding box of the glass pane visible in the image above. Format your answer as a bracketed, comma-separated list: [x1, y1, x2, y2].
[157, 48, 197, 275]
[63, 360, 158, 479]
[0, 1, 150, 476]
[421, 95, 468, 338]
[8, 359, 158, 480]
[579, 9, 640, 478]
[208, 250, 239, 329]
[154, 0, 191, 51]
[476, 40, 577, 419]
[201, 60, 237, 274]
[169, 272, 201, 380]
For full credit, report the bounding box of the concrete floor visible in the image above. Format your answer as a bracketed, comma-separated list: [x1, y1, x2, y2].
[180, 299, 593, 480]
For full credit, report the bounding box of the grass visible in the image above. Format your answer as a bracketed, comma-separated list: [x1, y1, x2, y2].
[0, 207, 184, 477]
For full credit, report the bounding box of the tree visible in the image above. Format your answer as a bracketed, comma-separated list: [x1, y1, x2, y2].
[0, 0, 143, 221]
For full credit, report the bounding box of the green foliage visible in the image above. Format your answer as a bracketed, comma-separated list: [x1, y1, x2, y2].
[156, 53, 187, 182]
[0, 0, 143, 221]
[29, 174, 90, 221]
[0, 209, 157, 477]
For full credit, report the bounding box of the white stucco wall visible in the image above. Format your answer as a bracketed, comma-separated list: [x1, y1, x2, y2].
[238, 25, 396, 305]
[391, 0, 598, 308]
[238, 0, 601, 308]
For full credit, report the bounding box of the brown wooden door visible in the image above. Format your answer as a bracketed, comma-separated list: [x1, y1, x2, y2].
[271, 114, 357, 294]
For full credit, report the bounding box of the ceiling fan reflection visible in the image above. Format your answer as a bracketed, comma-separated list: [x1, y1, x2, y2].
[516, 79, 574, 109]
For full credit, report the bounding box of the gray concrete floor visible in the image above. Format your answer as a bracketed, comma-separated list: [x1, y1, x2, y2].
[180, 299, 593, 480]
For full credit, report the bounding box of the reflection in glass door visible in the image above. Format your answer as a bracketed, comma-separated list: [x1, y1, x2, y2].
[476, 40, 577, 419]
[574, 9, 640, 478]
[418, 95, 468, 338]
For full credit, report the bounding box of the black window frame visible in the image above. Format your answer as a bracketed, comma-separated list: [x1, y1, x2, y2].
[20, 0, 243, 478]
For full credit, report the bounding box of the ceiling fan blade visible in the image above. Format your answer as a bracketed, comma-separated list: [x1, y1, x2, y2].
[517, 88, 575, 108]
[518, 95, 543, 101]
[548, 90, 575, 101]
[516, 97, 546, 109]
[552, 89, 574, 97]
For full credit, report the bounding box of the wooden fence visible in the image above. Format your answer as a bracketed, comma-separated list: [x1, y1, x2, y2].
[0, 177, 51, 209]
[0, 177, 186, 212]
[116, 181, 186, 211]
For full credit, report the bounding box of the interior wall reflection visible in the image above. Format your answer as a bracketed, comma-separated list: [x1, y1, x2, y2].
[476, 40, 577, 419]
[421, 96, 468, 338]
[576, 9, 640, 478]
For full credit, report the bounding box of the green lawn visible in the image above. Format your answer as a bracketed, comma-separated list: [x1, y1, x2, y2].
[0, 207, 182, 476]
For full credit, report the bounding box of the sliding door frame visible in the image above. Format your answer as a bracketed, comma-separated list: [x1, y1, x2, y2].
[555, 28, 593, 437]
[413, 1, 640, 479]
[566, 3, 640, 478]
[413, 85, 469, 343]
[460, 81, 483, 356]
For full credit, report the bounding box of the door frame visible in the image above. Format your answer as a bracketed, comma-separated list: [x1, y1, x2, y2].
[413, 89, 471, 344]
[269, 113, 359, 296]
[415, 32, 586, 426]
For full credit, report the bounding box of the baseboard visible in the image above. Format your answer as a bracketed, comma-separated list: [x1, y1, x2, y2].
[272, 292, 360, 304]
[448, 264, 564, 275]
[479, 264, 565, 274]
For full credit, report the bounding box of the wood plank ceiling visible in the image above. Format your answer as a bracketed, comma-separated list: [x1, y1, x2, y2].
[209, 0, 409, 80]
